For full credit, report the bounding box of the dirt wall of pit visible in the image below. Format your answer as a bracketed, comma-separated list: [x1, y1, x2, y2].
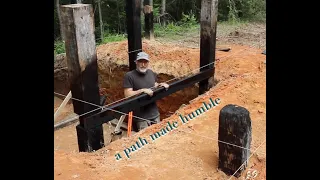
[54, 44, 202, 121]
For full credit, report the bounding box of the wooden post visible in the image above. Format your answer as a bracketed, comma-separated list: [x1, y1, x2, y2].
[126, 0, 142, 71]
[218, 104, 252, 178]
[199, 0, 218, 95]
[60, 4, 104, 152]
[143, 0, 154, 40]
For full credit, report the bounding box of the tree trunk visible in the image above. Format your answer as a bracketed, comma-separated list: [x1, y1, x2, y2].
[56, 0, 65, 41]
[97, 0, 104, 41]
[161, 0, 166, 26]
[116, 0, 121, 33]
[143, 0, 154, 40]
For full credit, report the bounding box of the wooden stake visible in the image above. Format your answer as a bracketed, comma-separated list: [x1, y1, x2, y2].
[127, 112, 133, 137]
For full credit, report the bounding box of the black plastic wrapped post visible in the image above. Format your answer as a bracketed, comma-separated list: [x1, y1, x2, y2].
[126, 0, 142, 70]
[218, 104, 252, 178]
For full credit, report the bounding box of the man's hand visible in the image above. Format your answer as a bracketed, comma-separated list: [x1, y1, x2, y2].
[141, 88, 154, 96]
[159, 83, 169, 90]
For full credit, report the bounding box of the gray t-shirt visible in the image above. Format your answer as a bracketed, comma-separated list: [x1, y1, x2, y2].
[123, 69, 160, 120]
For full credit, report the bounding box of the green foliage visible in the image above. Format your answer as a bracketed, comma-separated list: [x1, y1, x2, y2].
[154, 21, 199, 39]
[153, 5, 161, 22]
[179, 11, 197, 27]
[154, 22, 181, 38]
[54, 0, 265, 50]
[101, 34, 127, 44]
[237, 0, 266, 21]
[54, 33, 127, 55]
[218, 0, 266, 22]
[54, 40, 65, 54]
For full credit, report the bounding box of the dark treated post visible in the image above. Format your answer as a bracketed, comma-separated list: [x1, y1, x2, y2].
[60, 4, 104, 152]
[218, 104, 252, 178]
[126, 0, 142, 71]
[143, 0, 154, 40]
[199, 0, 218, 95]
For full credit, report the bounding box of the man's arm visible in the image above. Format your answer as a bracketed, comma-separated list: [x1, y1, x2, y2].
[155, 82, 169, 90]
[124, 88, 143, 98]
[152, 71, 169, 90]
[124, 88, 154, 97]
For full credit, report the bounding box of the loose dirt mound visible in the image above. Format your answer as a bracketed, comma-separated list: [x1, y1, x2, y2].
[97, 40, 202, 77]
[54, 41, 266, 179]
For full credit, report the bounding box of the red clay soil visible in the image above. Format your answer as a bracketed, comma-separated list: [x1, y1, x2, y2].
[54, 41, 266, 180]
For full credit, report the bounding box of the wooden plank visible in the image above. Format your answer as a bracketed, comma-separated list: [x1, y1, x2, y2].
[54, 91, 72, 121]
[54, 113, 78, 131]
[114, 115, 126, 132]
[199, 0, 218, 94]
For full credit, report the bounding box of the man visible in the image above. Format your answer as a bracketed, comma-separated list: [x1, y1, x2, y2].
[123, 52, 169, 132]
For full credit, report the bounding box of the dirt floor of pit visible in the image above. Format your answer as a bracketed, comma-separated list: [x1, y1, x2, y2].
[54, 42, 266, 180]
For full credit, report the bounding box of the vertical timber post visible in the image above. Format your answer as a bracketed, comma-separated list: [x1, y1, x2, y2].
[126, 0, 142, 71]
[60, 4, 104, 152]
[218, 104, 252, 178]
[199, 0, 218, 95]
[143, 0, 154, 40]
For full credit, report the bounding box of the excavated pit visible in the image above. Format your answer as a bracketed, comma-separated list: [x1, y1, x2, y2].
[54, 24, 267, 179]
[97, 64, 203, 121]
[54, 40, 220, 124]
[54, 57, 207, 123]
[54, 40, 220, 150]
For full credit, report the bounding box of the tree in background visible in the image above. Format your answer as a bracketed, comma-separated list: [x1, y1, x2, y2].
[54, 0, 266, 42]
